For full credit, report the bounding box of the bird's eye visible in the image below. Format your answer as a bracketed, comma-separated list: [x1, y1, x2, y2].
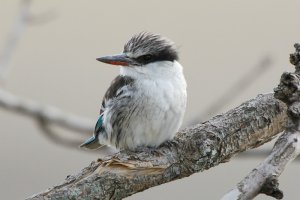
[139, 54, 153, 62]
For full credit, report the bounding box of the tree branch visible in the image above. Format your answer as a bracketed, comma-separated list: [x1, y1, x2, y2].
[221, 43, 300, 200]
[27, 93, 287, 200]
[0, 88, 94, 133]
[188, 56, 272, 124]
[0, 0, 31, 81]
[0, 1, 91, 148]
[0, 0, 57, 81]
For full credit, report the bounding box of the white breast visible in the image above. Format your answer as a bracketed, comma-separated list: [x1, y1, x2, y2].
[118, 61, 187, 149]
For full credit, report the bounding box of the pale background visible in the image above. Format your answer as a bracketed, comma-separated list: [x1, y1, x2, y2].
[0, 0, 299, 199]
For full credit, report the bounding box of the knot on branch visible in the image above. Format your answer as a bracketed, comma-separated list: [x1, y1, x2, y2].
[290, 43, 300, 73]
[260, 177, 283, 199]
[275, 44, 300, 105]
[275, 43, 300, 130]
[274, 72, 299, 104]
[289, 102, 300, 118]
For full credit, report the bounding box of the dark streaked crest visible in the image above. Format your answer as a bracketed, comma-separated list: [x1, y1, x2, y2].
[123, 32, 178, 64]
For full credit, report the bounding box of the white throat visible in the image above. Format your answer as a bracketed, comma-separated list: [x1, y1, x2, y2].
[120, 60, 184, 81]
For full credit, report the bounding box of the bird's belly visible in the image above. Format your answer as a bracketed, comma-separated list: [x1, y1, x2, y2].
[137, 108, 181, 146]
[120, 85, 186, 149]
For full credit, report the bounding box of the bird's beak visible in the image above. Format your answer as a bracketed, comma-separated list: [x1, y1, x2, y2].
[96, 54, 133, 66]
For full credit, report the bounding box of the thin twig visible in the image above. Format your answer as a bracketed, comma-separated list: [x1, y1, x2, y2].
[0, 0, 31, 81]
[37, 119, 85, 148]
[188, 56, 272, 125]
[0, 88, 94, 134]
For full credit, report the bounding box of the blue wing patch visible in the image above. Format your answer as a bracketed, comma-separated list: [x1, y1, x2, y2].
[81, 135, 97, 146]
[79, 114, 105, 149]
[95, 114, 104, 133]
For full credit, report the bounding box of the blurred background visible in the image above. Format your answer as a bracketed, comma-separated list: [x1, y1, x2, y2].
[0, 0, 299, 199]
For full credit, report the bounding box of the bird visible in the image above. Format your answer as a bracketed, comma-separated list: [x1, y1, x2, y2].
[80, 32, 187, 150]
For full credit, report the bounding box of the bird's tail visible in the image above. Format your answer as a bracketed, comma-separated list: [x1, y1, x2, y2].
[80, 135, 104, 150]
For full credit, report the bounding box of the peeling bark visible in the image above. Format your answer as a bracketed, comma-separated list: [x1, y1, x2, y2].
[27, 93, 287, 200]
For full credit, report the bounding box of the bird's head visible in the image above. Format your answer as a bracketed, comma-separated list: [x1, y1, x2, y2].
[96, 32, 178, 69]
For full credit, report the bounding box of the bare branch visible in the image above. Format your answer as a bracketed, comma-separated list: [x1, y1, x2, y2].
[0, 0, 31, 81]
[221, 44, 300, 200]
[221, 131, 299, 200]
[0, 0, 85, 148]
[37, 121, 85, 148]
[0, 0, 57, 81]
[27, 93, 287, 200]
[0, 88, 94, 133]
[188, 56, 272, 125]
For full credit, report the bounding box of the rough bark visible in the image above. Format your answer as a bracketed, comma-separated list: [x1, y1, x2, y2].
[221, 43, 300, 200]
[27, 93, 287, 200]
[221, 131, 299, 200]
